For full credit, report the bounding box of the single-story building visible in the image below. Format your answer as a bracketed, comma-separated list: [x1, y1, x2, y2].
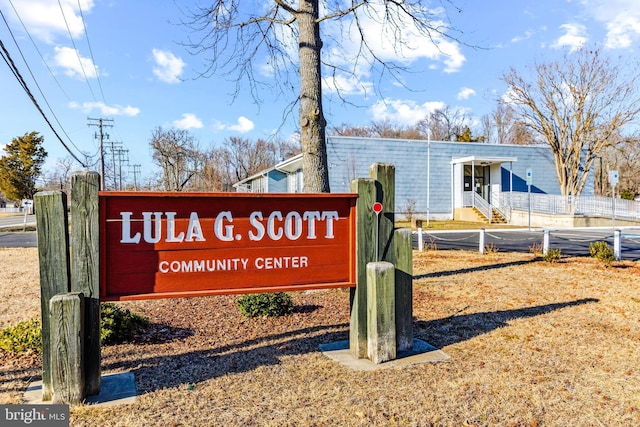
[234, 136, 594, 223]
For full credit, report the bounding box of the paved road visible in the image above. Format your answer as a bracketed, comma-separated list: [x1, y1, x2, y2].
[0, 214, 37, 248]
[415, 227, 640, 261]
[0, 232, 37, 248]
[0, 214, 35, 228]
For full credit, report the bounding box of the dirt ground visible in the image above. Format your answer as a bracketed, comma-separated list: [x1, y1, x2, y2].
[1, 247, 639, 426]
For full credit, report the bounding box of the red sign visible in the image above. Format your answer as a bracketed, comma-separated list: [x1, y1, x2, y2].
[372, 202, 383, 214]
[99, 192, 357, 301]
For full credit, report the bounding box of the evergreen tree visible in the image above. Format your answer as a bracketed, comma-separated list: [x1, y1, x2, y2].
[0, 132, 47, 202]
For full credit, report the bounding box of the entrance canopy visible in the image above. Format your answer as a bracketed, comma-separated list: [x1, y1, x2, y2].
[451, 156, 518, 165]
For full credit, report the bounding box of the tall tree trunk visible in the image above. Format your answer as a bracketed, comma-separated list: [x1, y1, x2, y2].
[298, 0, 330, 193]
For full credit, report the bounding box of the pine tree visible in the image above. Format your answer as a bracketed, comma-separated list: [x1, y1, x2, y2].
[0, 131, 47, 202]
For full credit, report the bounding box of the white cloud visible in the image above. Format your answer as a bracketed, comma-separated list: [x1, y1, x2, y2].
[2, 0, 94, 44]
[172, 113, 203, 130]
[369, 99, 446, 126]
[457, 87, 476, 100]
[323, 74, 374, 96]
[53, 46, 98, 79]
[604, 14, 640, 49]
[580, 0, 640, 49]
[551, 23, 588, 52]
[228, 116, 255, 133]
[152, 49, 185, 84]
[311, 1, 467, 96]
[69, 101, 140, 116]
[337, 3, 466, 73]
[512, 29, 535, 43]
[214, 116, 255, 133]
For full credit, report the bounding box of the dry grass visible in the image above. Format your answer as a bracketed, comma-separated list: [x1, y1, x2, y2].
[1, 248, 639, 426]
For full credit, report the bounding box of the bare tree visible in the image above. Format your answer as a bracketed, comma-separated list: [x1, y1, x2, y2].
[44, 156, 76, 194]
[502, 47, 640, 196]
[482, 102, 536, 145]
[598, 136, 640, 197]
[208, 136, 302, 191]
[149, 127, 200, 191]
[418, 106, 472, 141]
[182, 1, 465, 192]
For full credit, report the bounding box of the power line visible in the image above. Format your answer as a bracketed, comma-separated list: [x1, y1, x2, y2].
[77, 0, 106, 103]
[0, 37, 88, 167]
[56, 0, 97, 102]
[7, 0, 71, 101]
[1, 8, 88, 159]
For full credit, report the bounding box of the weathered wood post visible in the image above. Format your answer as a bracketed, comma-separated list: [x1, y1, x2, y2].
[370, 163, 413, 352]
[35, 191, 71, 401]
[391, 228, 413, 352]
[366, 261, 396, 364]
[350, 163, 414, 361]
[350, 178, 377, 359]
[370, 163, 395, 262]
[50, 292, 85, 404]
[71, 171, 101, 395]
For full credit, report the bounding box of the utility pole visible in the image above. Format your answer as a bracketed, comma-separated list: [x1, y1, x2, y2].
[104, 141, 123, 190]
[87, 118, 114, 190]
[130, 164, 141, 191]
[115, 148, 129, 190]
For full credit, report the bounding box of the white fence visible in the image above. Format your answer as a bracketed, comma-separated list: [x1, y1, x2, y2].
[0, 207, 24, 213]
[502, 193, 640, 220]
[462, 191, 640, 222]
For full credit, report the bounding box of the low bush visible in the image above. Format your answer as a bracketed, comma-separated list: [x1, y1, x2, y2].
[543, 248, 562, 263]
[483, 243, 499, 256]
[100, 302, 150, 345]
[529, 242, 543, 257]
[0, 303, 150, 354]
[0, 318, 42, 354]
[237, 292, 294, 318]
[589, 241, 615, 266]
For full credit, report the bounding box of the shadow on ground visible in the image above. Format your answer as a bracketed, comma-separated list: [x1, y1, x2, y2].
[415, 298, 599, 348]
[414, 258, 539, 280]
[98, 298, 598, 395]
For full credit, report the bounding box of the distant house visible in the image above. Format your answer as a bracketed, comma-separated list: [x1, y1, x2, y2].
[233, 154, 304, 193]
[234, 136, 593, 222]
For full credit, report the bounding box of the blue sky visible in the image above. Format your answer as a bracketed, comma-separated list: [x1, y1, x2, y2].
[1, 0, 639, 184]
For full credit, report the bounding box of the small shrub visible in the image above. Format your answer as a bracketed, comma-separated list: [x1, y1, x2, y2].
[403, 198, 417, 223]
[543, 248, 562, 263]
[484, 243, 499, 256]
[0, 304, 150, 355]
[620, 189, 636, 201]
[589, 241, 615, 266]
[0, 318, 42, 354]
[529, 242, 543, 257]
[424, 237, 438, 251]
[100, 302, 150, 345]
[237, 292, 294, 318]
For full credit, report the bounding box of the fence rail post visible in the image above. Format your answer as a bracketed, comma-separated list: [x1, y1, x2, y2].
[543, 229, 550, 255]
[614, 229, 621, 261]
